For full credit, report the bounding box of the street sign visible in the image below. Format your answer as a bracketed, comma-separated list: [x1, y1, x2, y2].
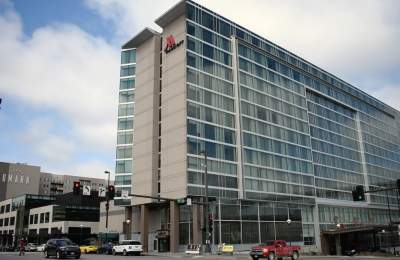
[121, 190, 129, 199]
[99, 186, 106, 197]
[83, 185, 91, 196]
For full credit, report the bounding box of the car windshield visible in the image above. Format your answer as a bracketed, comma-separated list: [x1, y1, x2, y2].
[121, 241, 141, 245]
[260, 241, 275, 246]
[56, 240, 73, 246]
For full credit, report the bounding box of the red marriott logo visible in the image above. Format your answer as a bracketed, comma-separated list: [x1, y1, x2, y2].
[164, 34, 184, 54]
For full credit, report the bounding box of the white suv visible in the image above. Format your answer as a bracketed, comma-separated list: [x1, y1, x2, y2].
[112, 240, 142, 256]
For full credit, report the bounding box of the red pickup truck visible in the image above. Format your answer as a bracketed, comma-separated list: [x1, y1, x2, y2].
[250, 240, 300, 260]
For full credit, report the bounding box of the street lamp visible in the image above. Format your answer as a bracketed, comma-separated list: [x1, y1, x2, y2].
[336, 223, 341, 255]
[79, 224, 83, 246]
[126, 219, 131, 240]
[104, 170, 111, 244]
[199, 150, 211, 254]
[286, 219, 292, 246]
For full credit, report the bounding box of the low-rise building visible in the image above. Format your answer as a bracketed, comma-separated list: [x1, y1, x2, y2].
[0, 199, 17, 247]
[28, 205, 99, 244]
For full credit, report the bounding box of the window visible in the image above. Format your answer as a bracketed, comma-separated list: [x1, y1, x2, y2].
[117, 131, 133, 144]
[0, 219, 3, 227]
[120, 65, 135, 77]
[120, 78, 135, 90]
[116, 147, 133, 159]
[119, 90, 134, 103]
[30, 215, 34, 224]
[118, 118, 134, 130]
[115, 175, 132, 186]
[4, 218, 8, 226]
[115, 160, 132, 173]
[118, 103, 134, 117]
[5, 204, 10, 213]
[34, 214, 38, 224]
[121, 49, 136, 64]
[40, 213, 44, 223]
[0, 205, 4, 214]
[221, 222, 241, 244]
[9, 217, 15, 226]
[242, 222, 259, 243]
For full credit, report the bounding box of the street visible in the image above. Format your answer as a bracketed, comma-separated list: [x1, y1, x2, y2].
[0, 252, 399, 260]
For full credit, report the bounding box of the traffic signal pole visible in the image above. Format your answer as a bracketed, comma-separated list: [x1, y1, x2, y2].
[105, 170, 110, 244]
[202, 151, 211, 253]
[356, 184, 398, 255]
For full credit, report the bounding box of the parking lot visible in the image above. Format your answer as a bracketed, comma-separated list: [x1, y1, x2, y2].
[1, 252, 400, 260]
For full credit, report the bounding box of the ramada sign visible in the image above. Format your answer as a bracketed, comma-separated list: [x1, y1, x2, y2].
[164, 34, 184, 54]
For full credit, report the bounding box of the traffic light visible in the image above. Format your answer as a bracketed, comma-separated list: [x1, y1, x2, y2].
[107, 185, 115, 200]
[208, 214, 213, 234]
[352, 185, 365, 201]
[73, 181, 81, 195]
[176, 198, 186, 205]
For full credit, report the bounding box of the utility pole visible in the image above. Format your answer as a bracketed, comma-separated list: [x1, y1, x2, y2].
[105, 170, 111, 244]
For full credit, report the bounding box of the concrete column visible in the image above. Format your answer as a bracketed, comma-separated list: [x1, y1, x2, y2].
[192, 204, 202, 244]
[313, 204, 322, 252]
[320, 234, 329, 255]
[170, 201, 179, 252]
[140, 205, 149, 252]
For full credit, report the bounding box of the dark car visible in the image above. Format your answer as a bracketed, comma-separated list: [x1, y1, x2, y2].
[44, 239, 80, 259]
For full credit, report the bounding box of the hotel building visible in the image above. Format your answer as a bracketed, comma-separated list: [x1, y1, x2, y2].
[114, 0, 400, 253]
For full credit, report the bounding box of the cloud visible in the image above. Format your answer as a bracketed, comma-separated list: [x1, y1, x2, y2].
[0, 4, 120, 152]
[16, 118, 76, 163]
[87, 0, 400, 110]
[63, 160, 113, 180]
[0, 3, 118, 178]
[85, 0, 178, 41]
[198, 1, 400, 76]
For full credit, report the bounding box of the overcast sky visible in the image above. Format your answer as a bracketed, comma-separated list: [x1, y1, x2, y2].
[0, 0, 399, 180]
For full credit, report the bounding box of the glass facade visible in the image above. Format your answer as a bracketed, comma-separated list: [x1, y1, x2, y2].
[115, 48, 136, 197]
[183, 0, 400, 246]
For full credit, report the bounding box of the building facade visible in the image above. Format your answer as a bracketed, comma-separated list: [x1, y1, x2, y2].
[116, 0, 400, 253]
[0, 199, 17, 247]
[28, 204, 99, 244]
[39, 172, 107, 196]
[0, 162, 42, 201]
[0, 161, 107, 200]
[0, 192, 105, 247]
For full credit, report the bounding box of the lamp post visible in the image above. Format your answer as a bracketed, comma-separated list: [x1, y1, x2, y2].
[199, 150, 211, 254]
[104, 170, 111, 244]
[79, 224, 83, 246]
[336, 223, 341, 255]
[380, 229, 386, 249]
[126, 219, 131, 240]
[286, 218, 292, 246]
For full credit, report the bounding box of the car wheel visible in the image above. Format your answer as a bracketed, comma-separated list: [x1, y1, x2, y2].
[291, 251, 299, 260]
[84, 249, 87, 254]
[268, 252, 275, 260]
[123, 249, 127, 256]
[112, 249, 116, 255]
[45, 250, 49, 258]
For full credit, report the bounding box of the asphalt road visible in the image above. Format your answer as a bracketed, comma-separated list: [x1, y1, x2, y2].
[0, 252, 399, 260]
